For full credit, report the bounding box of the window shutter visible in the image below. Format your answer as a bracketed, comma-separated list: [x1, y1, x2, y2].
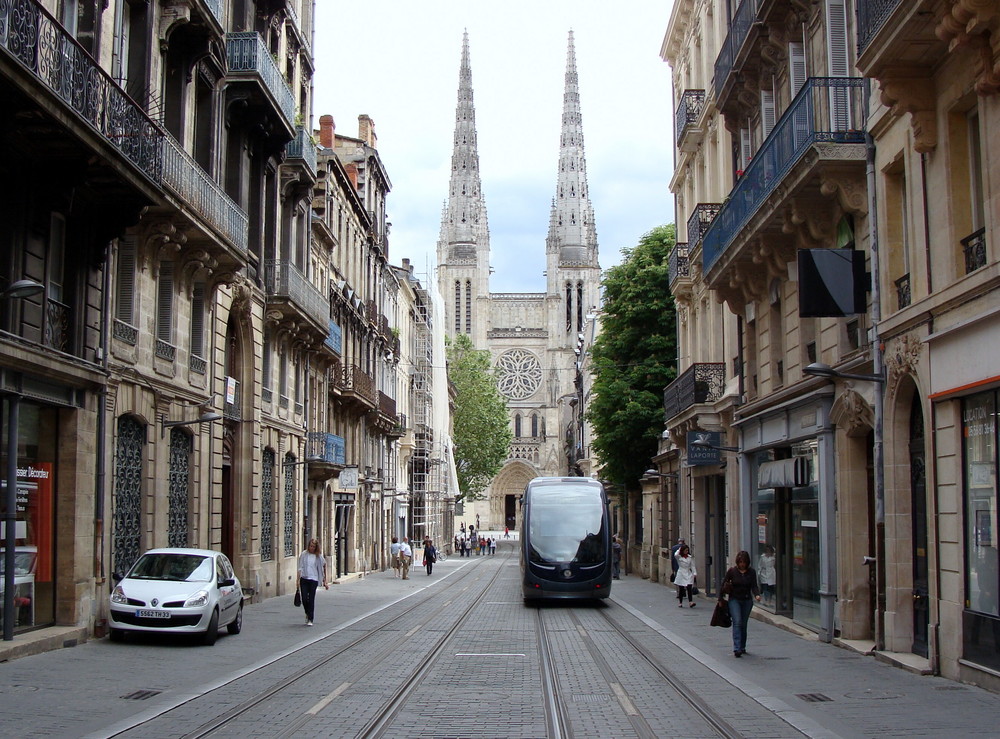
[826, 0, 849, 77]
[789, 42, 807, 96]
[157, 261, 174, 343]
[190, 282, 205, 359]
[760, 89, 776, 139]
[740, 127, 753, 169]
[115, 237, 136, 324]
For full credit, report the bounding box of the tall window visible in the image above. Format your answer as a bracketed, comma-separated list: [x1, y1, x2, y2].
[156, 261, 175, 346]
[465, 279, 472, 334]
[190, 281, 206, 367]
[514, 414, 522, 437]
[969, 109, 985, 234]
[531, 413, 539, 438]
[576, 282, 584, 332]
[167, 429, 192, 547]
[565, 283, 573, 331]
[454, 280, 461, 333]
[115, 237, 137, 327]
[284, 453, 297, 557]
[261, 449, 275, 561]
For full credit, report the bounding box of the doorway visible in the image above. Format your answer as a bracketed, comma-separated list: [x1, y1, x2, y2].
[910, 395, 929, 657]
[704, 475, 727, 596]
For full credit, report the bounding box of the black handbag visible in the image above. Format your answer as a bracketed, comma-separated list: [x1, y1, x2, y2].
[711, 600, 732, 628]
[691, 585, 700, 595]
[293, 590, 302, 607]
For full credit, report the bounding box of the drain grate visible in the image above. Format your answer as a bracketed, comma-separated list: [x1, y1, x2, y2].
[572, 694, 612, 703]
[796, 693, 833, 703]
[122, 689, 162, 701]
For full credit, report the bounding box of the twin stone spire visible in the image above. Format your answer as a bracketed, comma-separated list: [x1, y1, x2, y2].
[438, 30, 599, 271]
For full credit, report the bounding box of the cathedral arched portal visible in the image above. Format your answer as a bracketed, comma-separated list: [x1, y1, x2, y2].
[491, 461, 536, 532]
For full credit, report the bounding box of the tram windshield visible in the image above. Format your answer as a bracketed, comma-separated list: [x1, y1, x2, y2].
[528, 484, 605, 564]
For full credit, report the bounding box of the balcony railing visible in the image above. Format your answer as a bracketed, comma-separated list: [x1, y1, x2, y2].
[342, 363, 376, 405]
[1, 0, 163, 184]
[702, 78, 866, 275]
[857, 0, 902, 56]
[263, 259, 330, 329]
[307, 431, 345, 465]
[225, 32, 295, 128]
[663, 363, 726, 422]
[378, 390, 396, 419]
[201, 0, 223, 26]
[962, 227, 987, 274]
[668, 243, 689, 286]
[162, 133, 248, 253]
[285, 126, 317, 177]
[714, 0, 759, 99]
[687, 203, 722, 247]
[675, 90, 705, 147]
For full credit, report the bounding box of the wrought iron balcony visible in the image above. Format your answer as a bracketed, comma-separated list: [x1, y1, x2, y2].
[378, 390, 396, 419]
[714, 0, 759, 100]
[675, 90, 705, 148]
[663, 363, 726, 422]
[224, 379, 241, 420]
[225, 32, 295, 130]
[962, 228, 987, 274]
[201, 0, 224, 27]
[686, 203, 722, 247]
[857, 0, 902, 56]
[702, 78, 866, 275]
[162, 133, 248, 253]
[1, 0, 163, 184]
[284, 126, 317, 178]
[263, 259, 330, 329]
[668, 243, 689, 287]
[342, 363, 376, 406]
[307, 431, 346, 465]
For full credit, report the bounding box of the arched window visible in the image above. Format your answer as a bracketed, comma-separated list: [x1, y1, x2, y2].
[531, 413, 539, 438]
[514, 414, 522, 438]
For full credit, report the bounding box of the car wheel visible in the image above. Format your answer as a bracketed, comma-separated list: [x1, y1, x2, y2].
[109, 628, 125, 642]
[227, 603, 243, 635]
[202, 609, 219, 646]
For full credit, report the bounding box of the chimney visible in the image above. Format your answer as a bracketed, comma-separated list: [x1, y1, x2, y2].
[358, 114, 377, 148]
[345, 162, 358, 189]
[319, 115, 335, 148]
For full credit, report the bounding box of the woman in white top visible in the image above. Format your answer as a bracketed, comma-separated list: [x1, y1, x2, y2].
[674, 544, 698, 608]
[297, 538, 327, 626]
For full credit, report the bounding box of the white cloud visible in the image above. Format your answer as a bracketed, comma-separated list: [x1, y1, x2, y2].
[312, 0, 676, 293]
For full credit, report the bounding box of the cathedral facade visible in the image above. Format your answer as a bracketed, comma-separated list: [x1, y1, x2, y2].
[437, 32, 602, 531]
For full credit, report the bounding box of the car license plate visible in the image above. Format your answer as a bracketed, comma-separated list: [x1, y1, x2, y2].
[135, 609, 170, 619]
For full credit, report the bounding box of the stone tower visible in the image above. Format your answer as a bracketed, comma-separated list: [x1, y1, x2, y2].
[438, 31, 602, 529]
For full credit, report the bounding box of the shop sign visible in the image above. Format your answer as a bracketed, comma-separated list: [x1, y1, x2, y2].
[340, 466, 358, 490]
[686, 431, 721, 466]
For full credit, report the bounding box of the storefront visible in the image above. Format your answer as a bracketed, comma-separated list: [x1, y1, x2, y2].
[737, 392, 837, 641]
[1, 397, 58, 635]
[961, 389, 1000, 672]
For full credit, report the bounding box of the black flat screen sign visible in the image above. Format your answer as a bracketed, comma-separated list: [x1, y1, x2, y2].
[797, 248, 866, 317]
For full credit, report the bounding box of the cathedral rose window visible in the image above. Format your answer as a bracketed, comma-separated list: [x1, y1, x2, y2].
[496, 349, 542, 400]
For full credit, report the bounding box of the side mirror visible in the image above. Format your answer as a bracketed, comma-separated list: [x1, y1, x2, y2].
[218, 577, 236, 588]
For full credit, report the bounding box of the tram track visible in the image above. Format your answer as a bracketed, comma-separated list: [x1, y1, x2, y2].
[109, 554, 505, 739]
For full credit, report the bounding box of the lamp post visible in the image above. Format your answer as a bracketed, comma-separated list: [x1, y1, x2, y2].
[159, 411, 223, 438]
[689, 439, 741, 453]
[804, 360, 886, 649]
[2, 278, 44, 640]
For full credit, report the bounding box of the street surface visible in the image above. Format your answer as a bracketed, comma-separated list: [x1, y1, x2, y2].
[0, 539, 997, 738]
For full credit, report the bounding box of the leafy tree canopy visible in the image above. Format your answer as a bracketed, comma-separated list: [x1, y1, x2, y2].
[446, 334, 513, 502]
[586, 224, 678, 491]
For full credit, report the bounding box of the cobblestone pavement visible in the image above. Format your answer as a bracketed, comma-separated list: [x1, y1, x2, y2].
[0, 540, 997, 738]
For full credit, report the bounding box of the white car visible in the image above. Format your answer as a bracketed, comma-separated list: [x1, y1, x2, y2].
[109, 548, 243, 645]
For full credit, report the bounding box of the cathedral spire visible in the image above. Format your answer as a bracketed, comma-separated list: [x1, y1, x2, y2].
[547, 30, 599, 266]
[438, 31, 489, 262]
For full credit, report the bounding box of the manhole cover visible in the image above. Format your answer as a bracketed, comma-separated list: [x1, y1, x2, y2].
[843, 689, 901, 700]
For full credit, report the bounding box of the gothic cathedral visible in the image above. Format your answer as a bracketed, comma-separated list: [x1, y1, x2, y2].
[437, 32, 602, 531]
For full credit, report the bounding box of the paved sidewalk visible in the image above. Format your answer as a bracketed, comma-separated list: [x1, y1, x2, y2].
[609, 573, 1000, 738]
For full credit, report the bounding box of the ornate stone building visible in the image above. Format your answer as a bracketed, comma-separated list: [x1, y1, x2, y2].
[436, 32, 602, 530]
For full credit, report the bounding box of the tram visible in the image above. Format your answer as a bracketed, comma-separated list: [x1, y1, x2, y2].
[520, 476, 612, 601]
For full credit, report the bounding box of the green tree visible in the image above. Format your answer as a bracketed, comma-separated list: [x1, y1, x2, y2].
[586, 224, 678, 491]
[447, 334, 513, 502]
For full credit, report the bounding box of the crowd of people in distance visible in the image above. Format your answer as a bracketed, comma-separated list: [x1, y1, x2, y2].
[454, 531, 496, 556]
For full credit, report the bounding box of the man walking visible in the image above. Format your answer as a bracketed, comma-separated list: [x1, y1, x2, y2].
[399, 536, 413, 580]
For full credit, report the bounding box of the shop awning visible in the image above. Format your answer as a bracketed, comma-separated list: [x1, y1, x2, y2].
[758, 457, 810, 488]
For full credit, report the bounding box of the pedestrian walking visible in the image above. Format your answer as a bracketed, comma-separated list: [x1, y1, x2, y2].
[612, 535, 622, 579]
[424, 539, 437, 575]
[390, 536, 402, 578]
[670, 537, 685, 582]
[720, 550, 761, 657]
[674, 544, 697, 607]
[399, 536, 413, 579]
[297, 538, 327, 626]
[504, 526, 510, 539]
[489, 537, 496, 555]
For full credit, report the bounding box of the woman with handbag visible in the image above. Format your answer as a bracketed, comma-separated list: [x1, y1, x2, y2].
[720, 550, 761, 657]
[424, 539, 438, 576]
[674, 544, 698, 607]
[297, 538, 328, 626]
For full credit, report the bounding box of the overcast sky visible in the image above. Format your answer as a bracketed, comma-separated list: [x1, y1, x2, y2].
[312, 1, 675, 293]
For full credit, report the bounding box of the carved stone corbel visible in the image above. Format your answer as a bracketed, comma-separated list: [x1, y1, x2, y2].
[820, 172, 868, 216]
[830, 386, 874, 437]
[885, 332, 923, 384]
[878, 69, 938, 152]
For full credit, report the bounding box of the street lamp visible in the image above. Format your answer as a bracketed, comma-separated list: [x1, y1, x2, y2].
[690, 439, 740, 453]
[159, 411, 223, 438]
[803, 362, 885, 384]
[3, 279, 45, 640]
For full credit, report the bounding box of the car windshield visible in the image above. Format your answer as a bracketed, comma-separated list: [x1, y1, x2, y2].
[128, 553, 213, 582]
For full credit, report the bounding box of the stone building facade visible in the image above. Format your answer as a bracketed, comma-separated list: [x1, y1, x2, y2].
[436, 32, 602, 530]
[658, 0, 1000, 690]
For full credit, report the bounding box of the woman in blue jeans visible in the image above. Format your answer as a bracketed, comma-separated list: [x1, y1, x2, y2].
[720, 550, 761, 657]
